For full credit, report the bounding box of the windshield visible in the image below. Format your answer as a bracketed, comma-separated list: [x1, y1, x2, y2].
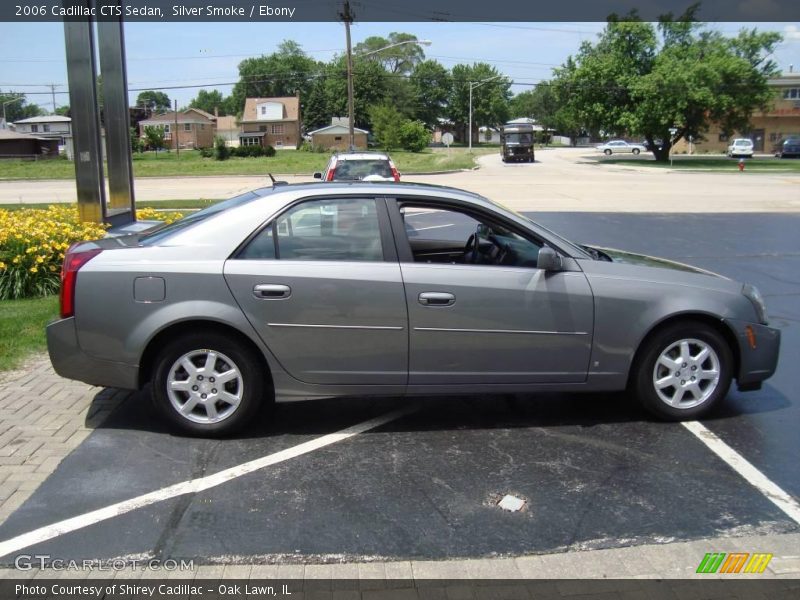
[139, 191, 262, 245]
[505, 133, 532, 144]
[333, 159, 393, 180]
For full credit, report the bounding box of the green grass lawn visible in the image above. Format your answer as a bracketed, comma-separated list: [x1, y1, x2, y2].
[0, 147, 497, 180]
[0, 295, 58, 373]
[599, 155, 800, 172]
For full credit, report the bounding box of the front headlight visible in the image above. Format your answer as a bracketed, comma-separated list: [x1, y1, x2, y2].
[742, 283, 768, 325]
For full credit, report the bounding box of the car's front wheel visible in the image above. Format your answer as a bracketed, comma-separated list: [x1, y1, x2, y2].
[152, 332, 266, 436]
[633, 322, 733, 420]
[632, 148, 640, 155]
[604, 149, 612, 156]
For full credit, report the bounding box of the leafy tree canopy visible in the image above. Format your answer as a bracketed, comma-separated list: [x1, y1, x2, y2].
[410, 60, 451, 129]
[553, 5, 781, 160]
[136, 90, 171, 112]
[448, 63, 511, 138]
[0, 91, 44, 123]
[354, 32, 426, 74]
[189, 89, 228, 116]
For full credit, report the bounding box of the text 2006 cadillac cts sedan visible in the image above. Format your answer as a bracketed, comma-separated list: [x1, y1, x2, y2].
[47, 183, 780, 436]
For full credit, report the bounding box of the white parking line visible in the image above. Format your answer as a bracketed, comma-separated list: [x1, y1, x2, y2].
[682, 421, 800, 525]
[0, 407, 416, 558]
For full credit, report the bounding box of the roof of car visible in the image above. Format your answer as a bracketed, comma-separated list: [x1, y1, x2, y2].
[249, 180, 484, 202]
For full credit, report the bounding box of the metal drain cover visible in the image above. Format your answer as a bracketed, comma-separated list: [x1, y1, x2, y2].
[497, 494, 526, 512]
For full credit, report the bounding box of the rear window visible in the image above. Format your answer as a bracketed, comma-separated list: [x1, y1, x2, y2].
[332, 159, 392, 181]
[139, 191, 261, 245]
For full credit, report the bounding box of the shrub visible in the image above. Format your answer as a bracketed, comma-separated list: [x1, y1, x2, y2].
[213, 135, 230, 161]
[369, 103, 403, 151]
[199, 147, 213, 158]
[264, 144, 276, 157]
[398, 120, 430, 152]
[0, 206, 183, 300]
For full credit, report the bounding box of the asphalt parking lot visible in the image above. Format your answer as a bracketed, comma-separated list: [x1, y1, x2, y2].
[0, 211, 798, 566]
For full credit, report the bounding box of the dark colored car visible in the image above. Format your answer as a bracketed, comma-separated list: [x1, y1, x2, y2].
[779, 138, 800, 159]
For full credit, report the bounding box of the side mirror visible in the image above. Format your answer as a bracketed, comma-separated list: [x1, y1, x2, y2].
[313, 172, 322, 179]
[537, 247, 562, 271]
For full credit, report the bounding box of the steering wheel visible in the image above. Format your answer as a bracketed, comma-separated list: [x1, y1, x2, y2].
[464, 224, 508, 264]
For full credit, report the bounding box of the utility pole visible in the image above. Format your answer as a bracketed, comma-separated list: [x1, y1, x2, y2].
[49, 83, 59, 114]
[174, 98, 179, 156]
[339, 1, 355, 150]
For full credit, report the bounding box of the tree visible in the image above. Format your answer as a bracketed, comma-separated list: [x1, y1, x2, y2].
[55, 105, 71, 117]
[325, 56, 389, 130]
[354, 32, 426, 74]
[410, 60, 451, 129]
[398, 120, 430, 152]
[368, 104, 404, 150]
[447, 63, 511, 142]
[143, 125, 166, 153]
[303, 76, 331, 131]
[189, 89, 227, 115]
[0, 91, 44, 123]
[553, 8, 781, 160]
[136, 90, 171, 112]
[229, 40, 321, 116]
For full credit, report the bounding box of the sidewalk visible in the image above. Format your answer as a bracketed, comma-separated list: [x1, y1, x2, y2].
[0, 357, 798, 580]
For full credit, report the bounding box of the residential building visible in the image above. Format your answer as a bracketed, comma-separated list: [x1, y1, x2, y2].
[12, 115, 72, 152]
[673, 75, 800, 154]
[216, 115, 240, 147]
[309, 117, 368, 151]
[0, 129, 59, 158]
[138, 108, 216, 150]
[239, 94, 301, 149]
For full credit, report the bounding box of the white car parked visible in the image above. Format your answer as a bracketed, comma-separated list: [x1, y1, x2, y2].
[727, 139, 754, 158]
[596, 140, 647, 156]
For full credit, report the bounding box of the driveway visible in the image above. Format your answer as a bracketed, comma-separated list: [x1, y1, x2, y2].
[1, 147, 798, 212]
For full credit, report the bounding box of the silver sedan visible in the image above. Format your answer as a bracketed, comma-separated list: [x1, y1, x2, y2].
[597, 140, 647, 155]
[47, 183, 780, 436]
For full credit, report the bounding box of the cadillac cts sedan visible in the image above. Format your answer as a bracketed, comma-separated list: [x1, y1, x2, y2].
[47, 183, 780, 436]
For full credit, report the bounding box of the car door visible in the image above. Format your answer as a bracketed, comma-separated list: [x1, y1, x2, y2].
[224, 196, 408, 386]
[388, 198, 594, 385]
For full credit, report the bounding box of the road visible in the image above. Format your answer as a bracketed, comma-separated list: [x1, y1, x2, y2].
[1, 147, 799, 212]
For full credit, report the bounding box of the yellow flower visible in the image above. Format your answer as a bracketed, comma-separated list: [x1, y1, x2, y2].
[29, 266, 38, 273]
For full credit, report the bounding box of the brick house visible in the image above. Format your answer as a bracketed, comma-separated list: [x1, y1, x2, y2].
[309, 117, 368, 151]
[238, 94, 301, 149]
[138, 108, 216, 150]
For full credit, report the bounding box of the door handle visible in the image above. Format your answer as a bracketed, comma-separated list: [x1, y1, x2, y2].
[419, 292, 455, 307]
[253, 284, 291, 299]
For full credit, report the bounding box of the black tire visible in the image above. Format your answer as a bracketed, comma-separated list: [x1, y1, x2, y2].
[632, 148, 640, 155]
[604, 149, 612, 156]
[631, 321, 733, 421]
[152, 332, 267, 437]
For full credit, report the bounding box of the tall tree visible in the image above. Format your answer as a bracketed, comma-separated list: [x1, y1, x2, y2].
[553, 8, 781, 160]
[324, 56, 389, 129]
[303, 75, 331, 131]
[136, 90, 171, 112]
[229, 40, 321, 116]
[410, 60, 451, 129]
[354, 32, 426, 74]
[189, 90, 228, 115]
[448, 63, 511, 141]
[0, 91, 43, 123]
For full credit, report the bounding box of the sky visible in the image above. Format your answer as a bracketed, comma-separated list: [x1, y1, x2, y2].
[1, 20, 799, 112]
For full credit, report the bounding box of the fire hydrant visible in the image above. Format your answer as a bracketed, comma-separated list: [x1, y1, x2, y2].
[738, 159, 745, 172]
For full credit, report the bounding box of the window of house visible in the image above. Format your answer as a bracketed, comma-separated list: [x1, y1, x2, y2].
[238, 198, 383, 262]
[184, 123, 191, 132]
[200, 124, 205, 130]
[241, 137, 261, 146]
[43, 124, 50, 132]
[163, 124, 170, 133]
[259, 125, 267, 132]
[260, 106, 266, 115]
[31, 125, 38, 133]
[271, 124, 284, 134]
[334, 136, 342, 141]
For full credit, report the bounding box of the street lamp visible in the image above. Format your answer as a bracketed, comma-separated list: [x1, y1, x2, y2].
[344, 35, 432, 150]
[2, 97, 23, 128]
[468, 76, 504, 152]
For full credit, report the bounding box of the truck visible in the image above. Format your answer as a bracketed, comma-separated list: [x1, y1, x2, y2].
[500, 123, 535, 163]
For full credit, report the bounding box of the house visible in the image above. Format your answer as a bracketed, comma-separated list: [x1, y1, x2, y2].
[239, 94, 301, 149]
[12, 115, 72, 153]
[0, 129, 59, 158]
[309, 117, 368, 151]
[673, 75, 800, 154]
[216, 115, 240, 147]
[138, 107, 216, 150]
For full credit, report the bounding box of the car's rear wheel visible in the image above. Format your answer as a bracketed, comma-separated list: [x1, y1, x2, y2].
[632, 322, 733, 420]
[604, 149, 612, 156]
[152, 332, 265, 436]
[632, 148, 640, 155]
